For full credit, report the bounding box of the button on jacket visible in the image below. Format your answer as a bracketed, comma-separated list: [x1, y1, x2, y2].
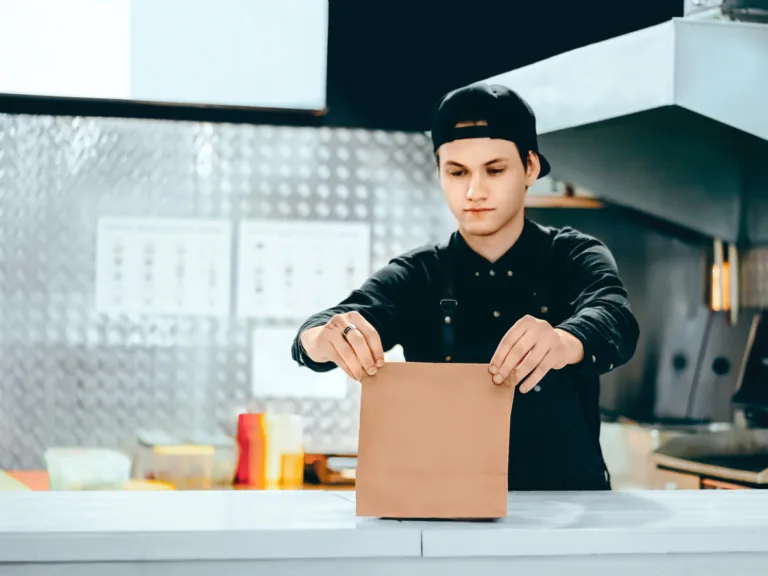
[292, 218, 640, 491]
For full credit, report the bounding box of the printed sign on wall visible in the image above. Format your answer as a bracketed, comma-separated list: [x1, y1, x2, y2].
[237, 219, 371, 320]
[95, 217, 232, 316]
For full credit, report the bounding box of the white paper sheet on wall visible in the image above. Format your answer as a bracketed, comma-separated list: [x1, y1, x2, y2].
[237, 220, 371, 320]
[95, 217, 232, 316]
[251, 325, 349, 399]
[384, 344, 406, 363]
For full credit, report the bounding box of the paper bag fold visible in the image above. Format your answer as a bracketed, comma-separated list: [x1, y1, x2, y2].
[356, 362, 515, 519]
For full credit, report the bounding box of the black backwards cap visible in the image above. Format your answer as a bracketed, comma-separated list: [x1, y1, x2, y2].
[430, 83, 551, 179]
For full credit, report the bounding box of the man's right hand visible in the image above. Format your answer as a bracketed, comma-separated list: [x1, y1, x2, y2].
[300, 311, 386, 381]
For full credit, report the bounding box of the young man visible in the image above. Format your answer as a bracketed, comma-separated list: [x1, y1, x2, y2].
[291, 84, 639, 491]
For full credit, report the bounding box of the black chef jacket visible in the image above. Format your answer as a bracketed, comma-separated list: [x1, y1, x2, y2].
[292, 217, 640, 491]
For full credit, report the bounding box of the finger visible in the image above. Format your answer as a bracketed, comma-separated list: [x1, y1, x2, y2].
[489, 321, 528, 374]
[332, 349, 358, 381]
[328, 348, 357, 381]
[349, 312, 385, 367]
[331, 336, 365, 381]
[519, 352, 554, 393]
[494, 332, 535, 385]
[343, 326, 377, 376]
[506, 326, 542, 372]
[514, 344, 549, 387]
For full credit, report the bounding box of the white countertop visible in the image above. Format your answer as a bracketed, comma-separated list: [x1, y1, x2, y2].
[2, 489, 768, 564]
[0, 490, 418, 563]
[417, 490, 768, 557]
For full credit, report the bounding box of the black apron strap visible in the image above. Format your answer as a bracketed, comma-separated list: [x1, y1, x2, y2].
[436, 242, 457, 362]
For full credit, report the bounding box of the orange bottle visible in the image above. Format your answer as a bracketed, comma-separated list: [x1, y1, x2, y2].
[235, 413, 267, 488]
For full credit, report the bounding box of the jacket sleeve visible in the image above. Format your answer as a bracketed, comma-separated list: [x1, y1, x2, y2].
[552, 229, 640, 376]
[291, 253, 424, 372]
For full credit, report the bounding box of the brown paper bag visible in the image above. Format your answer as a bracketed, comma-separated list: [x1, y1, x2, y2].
[355, 362, 515, 519]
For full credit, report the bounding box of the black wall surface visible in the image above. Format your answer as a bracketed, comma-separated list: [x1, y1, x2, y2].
[325, 0, 683, 132]
[0, 0, 683, 131]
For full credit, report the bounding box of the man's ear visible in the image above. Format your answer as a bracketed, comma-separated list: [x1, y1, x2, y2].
[525, 151, 541, 184]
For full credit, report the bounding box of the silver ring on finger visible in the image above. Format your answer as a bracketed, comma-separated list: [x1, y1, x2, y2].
[342, 324, 357, 342]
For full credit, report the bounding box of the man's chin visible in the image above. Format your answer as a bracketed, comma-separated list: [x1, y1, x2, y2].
[460, 221, 501, 237]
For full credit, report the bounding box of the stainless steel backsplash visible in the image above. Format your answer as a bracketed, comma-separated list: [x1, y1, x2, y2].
[0, 113, 449, 469]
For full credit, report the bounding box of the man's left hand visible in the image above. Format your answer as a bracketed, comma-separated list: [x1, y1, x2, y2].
[489, 315, 584, 392]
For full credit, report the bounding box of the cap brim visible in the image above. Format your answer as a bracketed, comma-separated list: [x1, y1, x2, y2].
[537, 152, 551, 179]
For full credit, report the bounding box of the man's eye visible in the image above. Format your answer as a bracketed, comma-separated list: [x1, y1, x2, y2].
[449, 170, 465, 177]
[488, 168, 505, 175]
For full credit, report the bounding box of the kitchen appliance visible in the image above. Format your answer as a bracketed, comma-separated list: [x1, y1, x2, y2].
[653, 429, 768, 488]
[732, 312, 768, 428]
[686, 0, 768, 22]
[722, 0, 768, 22]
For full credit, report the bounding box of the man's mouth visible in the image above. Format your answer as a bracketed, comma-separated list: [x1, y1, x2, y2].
[464, 208, 495, 213]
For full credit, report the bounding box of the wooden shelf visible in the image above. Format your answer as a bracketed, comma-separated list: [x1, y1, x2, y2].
[525, 195, 603, 209]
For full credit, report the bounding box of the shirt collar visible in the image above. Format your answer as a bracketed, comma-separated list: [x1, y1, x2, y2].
[451, 217, 540, 277]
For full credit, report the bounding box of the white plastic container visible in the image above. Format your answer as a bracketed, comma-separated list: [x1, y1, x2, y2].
[263, 413, 305, 488]
[44, 448, 132, 491]
[264, 413, 287, 487]
[280, 414, 305, 488]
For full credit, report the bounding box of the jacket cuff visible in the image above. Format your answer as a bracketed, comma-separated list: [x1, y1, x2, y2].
[555, 322, 602, 376]
[292, 322, 338, 373]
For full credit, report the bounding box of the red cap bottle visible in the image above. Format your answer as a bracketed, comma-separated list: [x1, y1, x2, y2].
[235, 413, 267, 488]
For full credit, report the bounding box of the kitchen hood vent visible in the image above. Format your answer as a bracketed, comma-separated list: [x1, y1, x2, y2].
[475, 18, 768, 248]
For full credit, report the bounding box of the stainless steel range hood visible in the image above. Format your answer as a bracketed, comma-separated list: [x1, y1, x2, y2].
[475, 17, 768, 247]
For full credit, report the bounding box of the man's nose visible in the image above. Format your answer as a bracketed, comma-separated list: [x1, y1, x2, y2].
[466, 173, 488, 200]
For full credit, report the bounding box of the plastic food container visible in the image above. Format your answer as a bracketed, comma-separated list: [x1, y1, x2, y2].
[44, 448, 132, 491]
[188, 431, 237, 486]
[133, 430, 225, 489]
[150, 444, 214, 490]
